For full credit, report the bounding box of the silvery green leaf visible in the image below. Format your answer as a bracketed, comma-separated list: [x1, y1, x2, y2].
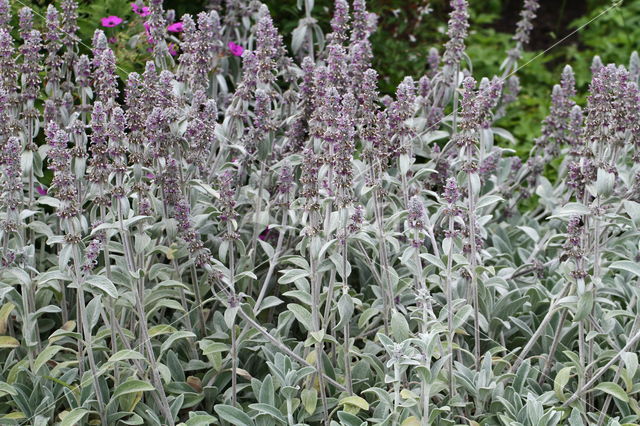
[596, 168, 615, 197]
[476, 195, 503, 210]
[161, 331, 196, 355]
[278, 269, 309, 284]
[287, 303, 312, 331]
[86, 295, 103, 330]
[335, 293, 354, 330]
[623, 200, 640, 226]
[85, 275, 118, 298]
[550, 202, 590, 218]
[224, 306, 239, 329]
[391, 311, 410, 342]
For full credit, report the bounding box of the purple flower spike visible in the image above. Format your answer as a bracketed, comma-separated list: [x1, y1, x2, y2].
[101, 16, 123, 27]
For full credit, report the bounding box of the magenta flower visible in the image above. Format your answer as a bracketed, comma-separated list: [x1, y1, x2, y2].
[35, 185, 48, 196]
[100, 16, 123, 28]
[228, 41, 244, 57]
[108, 36, 117, 43]
[167, 22, 183, 32]
[131, 3, 150, 17]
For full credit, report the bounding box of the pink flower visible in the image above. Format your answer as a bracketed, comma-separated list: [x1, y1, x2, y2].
[167, 22, 183, 33]
[146, 172, 155, 179]
[143, 22, 151, 34]
[101, 16, 123, 28]
[228, 42, 244, 57]
[168, 43, 177, 56]
[35, 185, 47, 196]
[108, 36, 117, 44]
[131, 3, 150, 17]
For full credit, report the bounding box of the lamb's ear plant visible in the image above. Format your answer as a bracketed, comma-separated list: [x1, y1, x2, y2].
[2, 0, 640, 424]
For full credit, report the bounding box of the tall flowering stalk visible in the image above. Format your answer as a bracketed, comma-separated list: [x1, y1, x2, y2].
[442, 0, 469, 136]
[454, 76, 503, 367]
[46, 122, 108, 424]
[503, 0, 540, 75]
[217, 167, 241, 406]
[437, 179, 461, 392]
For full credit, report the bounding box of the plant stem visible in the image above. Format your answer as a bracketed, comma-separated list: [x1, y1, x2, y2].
[510, 284, 572, 372]
[254, 210, 288, 313]
[71, 250, 107, 425]
[444, 214, 455, 397]
[564, 326, 640, 406]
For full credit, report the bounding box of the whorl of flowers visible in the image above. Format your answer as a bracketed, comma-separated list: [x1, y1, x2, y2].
[407, 196, 426, 247]
[563, 215, 586, 278]
[326, 44, 349, 91]
[538, 65, 577, 152]
[124, 72, 147, 152]
[252, 89, 274, 137]
[82, 238, 103, 273]
[284, 57, 315, 153]
[456, 76, 503, 148]
[18, 7, 34, 38]
[591, 55, 604, 75]
[567, 105, 584, 156]
[141, 61, 160, 107]
[507, 0, 540, 61]
[277, 162, 294, 206]
[427, 47, 440, 77]
[0, 29, 17, 97]
[180, 11, 222, 91]
[174, 198, 213, 267]
[217, 168, 239, 239]
[0, 0, 10, 31]
[584, 64, 640, 154]
[328, 0, 350, 46]
[20, 29, 43, 104]
[161, 158, 182, 206]
[44, 6, 63, 88]
[348, 39, 373, 87]
[186, 90, 218, 173]
[630, 51, 640, 83]
[93, 47, 120, 105]
[350, 0, 376, 42]
[147, 0, 171, 63]
[442, 177, 461, 206]
[301, 147, 320, 211]
[254, 6, 286, 85]
[92, 29, 108, 60]
[46, 122, 79, 219]
[348, 205, 365, 233]
[145, 107, 175, 159]
[388, 76, 417, 155]
[566, 158, 595, 199]
[0, 137, 22, 222]
[334, 92, 357, 207]
[88, 102, 112, 191]
[442, 0, 469, 68]
[61, 0, 80, 52]
[45, 5, 61, 48]
[109, 107, 128, 178]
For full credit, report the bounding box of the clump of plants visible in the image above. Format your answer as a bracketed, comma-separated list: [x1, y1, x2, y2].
[1, 0, 639, 425]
